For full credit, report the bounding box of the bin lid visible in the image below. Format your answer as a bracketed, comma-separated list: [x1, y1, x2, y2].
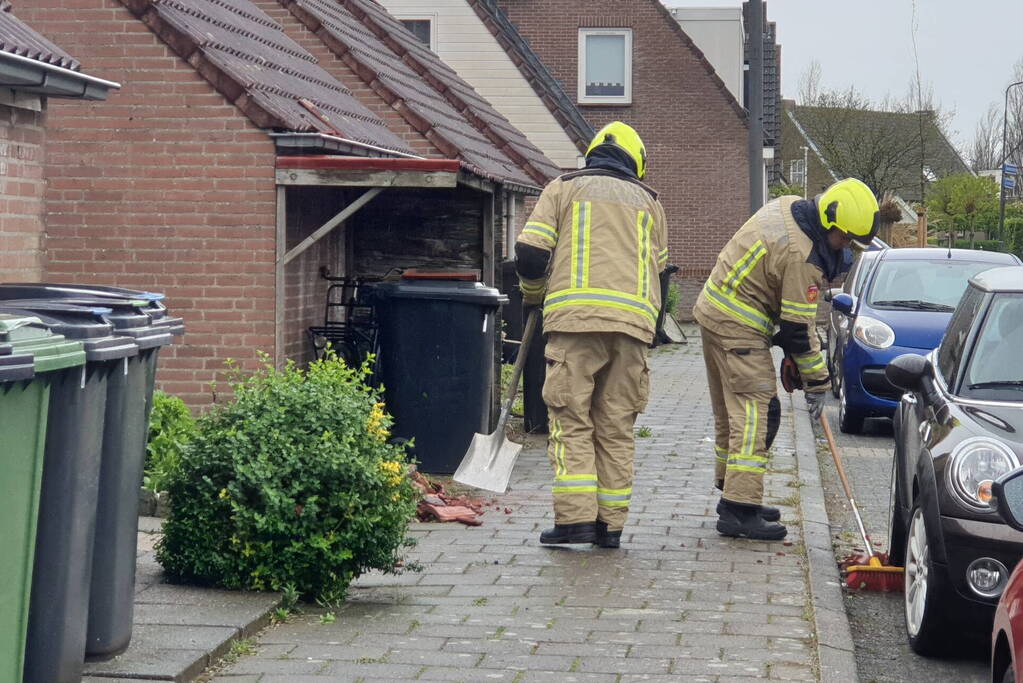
[0, 298, 173, 349]
[0, 342, 34, 382]
[0, 303, 138, 361]
[0, 313, 86, 373]
[0, 283, 185, 338]
[401, 269, 480, 281]
[368, 280, 509, 306]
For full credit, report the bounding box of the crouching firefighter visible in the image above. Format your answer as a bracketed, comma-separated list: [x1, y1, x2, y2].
[693, 178, 879, 540]
[515, 121, 669, 548]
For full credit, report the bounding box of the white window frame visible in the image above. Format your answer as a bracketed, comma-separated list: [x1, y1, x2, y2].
[577, 28, 632, 105]
[396, 15, 437, 51]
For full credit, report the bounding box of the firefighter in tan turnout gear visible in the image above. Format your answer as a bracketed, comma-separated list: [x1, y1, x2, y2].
[694, 178, 880, 540]
[515, 121, 668, 548]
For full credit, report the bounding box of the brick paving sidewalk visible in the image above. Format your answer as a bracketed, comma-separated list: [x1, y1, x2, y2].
[212, 339, 819, 682]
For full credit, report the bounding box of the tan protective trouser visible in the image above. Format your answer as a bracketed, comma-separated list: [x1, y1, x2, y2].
[542, 331, 650, 531]
[700, 327, 777, 505]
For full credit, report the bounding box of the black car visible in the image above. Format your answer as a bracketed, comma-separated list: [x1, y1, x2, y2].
[886, 265, 1023, 656]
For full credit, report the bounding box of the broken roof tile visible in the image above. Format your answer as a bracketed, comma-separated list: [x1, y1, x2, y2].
[130, 0, 413, 154]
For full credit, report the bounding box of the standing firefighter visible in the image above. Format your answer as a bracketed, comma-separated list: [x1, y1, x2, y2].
[694, 178, 879, 540]
[515, 121, 668, 548]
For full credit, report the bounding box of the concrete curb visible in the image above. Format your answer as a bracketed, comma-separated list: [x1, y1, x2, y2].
[789, 393, 860, 682]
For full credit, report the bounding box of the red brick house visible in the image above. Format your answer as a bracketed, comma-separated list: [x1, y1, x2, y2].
[0, 2, 118, 282]
[494, 0, 751, 313]
[17, 0, 557, 405]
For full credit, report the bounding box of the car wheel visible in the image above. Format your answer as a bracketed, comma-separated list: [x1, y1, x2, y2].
[886, 455, 907, 566]
[838, 381, 863, 434]
[904, 503, 951, 656]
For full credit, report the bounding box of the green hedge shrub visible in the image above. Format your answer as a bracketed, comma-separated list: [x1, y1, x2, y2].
[144, 391, 196, 493]
[156, 355, 418, 605]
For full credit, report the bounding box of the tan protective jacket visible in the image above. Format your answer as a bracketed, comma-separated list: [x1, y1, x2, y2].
[516, 170, 669, 344]
[693, 196, 828, 385]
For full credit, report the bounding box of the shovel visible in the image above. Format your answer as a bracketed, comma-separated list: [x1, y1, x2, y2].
[454, 307, 540, 493]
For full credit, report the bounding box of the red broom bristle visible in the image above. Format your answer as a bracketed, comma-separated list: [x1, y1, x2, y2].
[845, 568, 905, 592]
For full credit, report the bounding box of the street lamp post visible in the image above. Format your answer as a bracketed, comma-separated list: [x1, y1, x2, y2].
[997, 81, 1023, 243]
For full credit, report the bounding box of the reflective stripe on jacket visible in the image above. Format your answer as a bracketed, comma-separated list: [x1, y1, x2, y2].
[516, 172, 668, 344]
[693, 196, 828, 386]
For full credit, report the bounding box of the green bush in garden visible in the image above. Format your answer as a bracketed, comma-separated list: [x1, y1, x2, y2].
[144, 391, 197, 493]
[665, 282, 681, 320]
[156, 354, 418, 605]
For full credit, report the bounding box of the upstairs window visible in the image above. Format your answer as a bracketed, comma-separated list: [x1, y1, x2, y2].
[578, 29, 632, 104]
[400, 18, 433, 50]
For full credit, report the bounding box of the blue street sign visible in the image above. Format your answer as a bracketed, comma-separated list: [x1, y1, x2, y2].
[1004, 163, 1019, 176]
[1004, 176, 1016, 190]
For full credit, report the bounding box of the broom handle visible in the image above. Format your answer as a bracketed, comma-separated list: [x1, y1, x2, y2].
[494, 308, 539, 434]
[819, 413, 875, 556]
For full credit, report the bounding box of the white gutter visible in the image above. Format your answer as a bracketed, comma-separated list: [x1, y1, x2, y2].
[0, 49, 120, 90]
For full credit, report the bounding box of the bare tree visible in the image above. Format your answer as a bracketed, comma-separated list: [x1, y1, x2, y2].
[797, 60, 821, 106]
[971, 104, 1001, 172]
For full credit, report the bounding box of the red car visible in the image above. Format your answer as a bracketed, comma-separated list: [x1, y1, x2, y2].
[990, 470, 1023, 682]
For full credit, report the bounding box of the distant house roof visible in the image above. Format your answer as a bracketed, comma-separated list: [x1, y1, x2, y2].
[334, 0, 559, 185]
[788, 104, 972, 202]
[0, 1, 119, 99]
[467, 0, 594, 153]
[122, 0, 413, 155]
[283, 0, 536, 186]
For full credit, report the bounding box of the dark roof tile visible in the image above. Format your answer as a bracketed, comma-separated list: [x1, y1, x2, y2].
[0, 1, 80, 70]
[131, 0, 412, 154]
[286, 0, 534, 186]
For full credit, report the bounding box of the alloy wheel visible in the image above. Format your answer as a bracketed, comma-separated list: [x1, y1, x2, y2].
[904, 507, 929, 636]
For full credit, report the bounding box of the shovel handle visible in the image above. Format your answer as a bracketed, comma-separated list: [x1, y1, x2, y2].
[495, 308, 540, 433]
[819, 413, 874, 556]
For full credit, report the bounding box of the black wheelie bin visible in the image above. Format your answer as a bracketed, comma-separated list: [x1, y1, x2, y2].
[0, 315, 85, 683]
[0, 303, 138, 682]
[366, 276, 507, 473]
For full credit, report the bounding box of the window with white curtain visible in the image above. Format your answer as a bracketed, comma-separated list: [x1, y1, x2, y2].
[578, 29, 632, 104]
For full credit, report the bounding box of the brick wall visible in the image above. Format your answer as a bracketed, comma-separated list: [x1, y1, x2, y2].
[18, 0, 278, 406]
[0, 102, 46, 281]
[497, 0, 750, 316]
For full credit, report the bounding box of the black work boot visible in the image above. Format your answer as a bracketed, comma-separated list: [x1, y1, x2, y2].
[593, 521, 622, 548]
[716, 499, 787, 540]
[716, 498, 781, 522]
[539, 521, 597, 545]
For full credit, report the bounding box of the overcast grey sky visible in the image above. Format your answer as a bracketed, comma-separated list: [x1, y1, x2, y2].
[671, 0, 1023, 155]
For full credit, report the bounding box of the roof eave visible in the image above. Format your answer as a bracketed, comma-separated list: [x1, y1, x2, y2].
[0, 50, 119, 100]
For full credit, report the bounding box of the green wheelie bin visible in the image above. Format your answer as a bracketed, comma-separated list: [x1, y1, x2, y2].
[0, 315, 85, 683]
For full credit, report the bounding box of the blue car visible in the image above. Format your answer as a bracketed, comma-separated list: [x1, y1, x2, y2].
[828, 247, 1021, 433]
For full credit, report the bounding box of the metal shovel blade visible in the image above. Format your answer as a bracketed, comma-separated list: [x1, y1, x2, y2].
[453, 431, 522, 493]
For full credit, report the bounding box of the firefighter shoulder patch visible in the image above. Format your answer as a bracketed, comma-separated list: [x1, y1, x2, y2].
[806, 285, 820, 303]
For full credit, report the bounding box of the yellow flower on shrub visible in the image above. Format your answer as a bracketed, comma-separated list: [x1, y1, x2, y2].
[379, 459, 404, 487]
[366, 402, 390, 442]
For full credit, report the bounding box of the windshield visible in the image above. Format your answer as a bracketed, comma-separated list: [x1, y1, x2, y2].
[868, 260, 1001, 310]
[963, 294, 1023, 402]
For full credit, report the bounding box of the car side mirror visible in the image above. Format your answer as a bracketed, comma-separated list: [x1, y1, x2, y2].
[831, 292, 855, 315]
[993, 468, 1023, 530]
[824, 287, 842, 303]
[885, 354, 932, 393]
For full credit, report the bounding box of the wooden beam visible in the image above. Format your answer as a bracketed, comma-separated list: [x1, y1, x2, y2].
[457, 172, 495, 194]
[276, 167, 456, 188]
[482, 190, 495, 287]
[275, 185, 287, 369]
[281, 187, 384, 266]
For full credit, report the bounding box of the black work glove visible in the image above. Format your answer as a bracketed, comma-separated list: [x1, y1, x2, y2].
[805, 390, 825, 420]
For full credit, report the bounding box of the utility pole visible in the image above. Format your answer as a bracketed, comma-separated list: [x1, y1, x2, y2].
[747, 0, 764, 215]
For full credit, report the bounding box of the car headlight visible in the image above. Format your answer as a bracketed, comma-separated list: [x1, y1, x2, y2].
[853, 316, 895, 349]
[948, 437, 1019, 511]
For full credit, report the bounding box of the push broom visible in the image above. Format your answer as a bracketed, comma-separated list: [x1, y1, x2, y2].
[818, 413, 904, 592]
